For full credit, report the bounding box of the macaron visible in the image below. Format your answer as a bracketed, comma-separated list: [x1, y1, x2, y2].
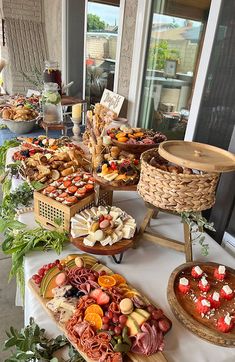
[119, 298, 134, 315]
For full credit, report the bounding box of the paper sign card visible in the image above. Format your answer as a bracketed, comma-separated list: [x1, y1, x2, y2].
[26, 89, 41, 97]
[100, 89, 125, 116]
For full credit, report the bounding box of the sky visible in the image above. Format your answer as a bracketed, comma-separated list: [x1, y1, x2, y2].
[87, 2, 201, 28]
[88, 2, 119, 26]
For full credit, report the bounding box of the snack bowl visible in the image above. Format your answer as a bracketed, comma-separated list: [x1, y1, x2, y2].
[112, 138, 163, 155]
[1, 117, 38, 134]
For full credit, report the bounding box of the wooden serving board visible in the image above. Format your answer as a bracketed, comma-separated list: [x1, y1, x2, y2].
[28, 263, 168, 362]
[167, 262, 235, 347]
[71, 235, 134, 256]
[93, 172, 137, 191]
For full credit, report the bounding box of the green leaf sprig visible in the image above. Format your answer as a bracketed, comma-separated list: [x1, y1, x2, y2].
[0, 139, 20, 175]
[1, 222, 68, 298]
[181, 211, 215, 256]
[4, 317, 68, 362]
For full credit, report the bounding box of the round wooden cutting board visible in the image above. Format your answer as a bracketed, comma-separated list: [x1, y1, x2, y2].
[167, 262, 235, 347]
[71, 235, 134, 256]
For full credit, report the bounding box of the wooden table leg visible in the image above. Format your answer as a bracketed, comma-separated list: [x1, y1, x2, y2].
[133, 208, 155, 248]
[183, 222, 193, 262]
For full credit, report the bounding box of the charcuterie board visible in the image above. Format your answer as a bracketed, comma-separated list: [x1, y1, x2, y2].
[167, 262, 235, 347]
[28, 255, 169, 362]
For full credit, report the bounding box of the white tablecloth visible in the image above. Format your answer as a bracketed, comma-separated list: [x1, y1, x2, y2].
[22, 191, 235, 362]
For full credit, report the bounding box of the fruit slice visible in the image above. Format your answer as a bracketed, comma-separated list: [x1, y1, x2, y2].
[98, 275, 116, 288]
[124, 290, 141, 299]
[135, 309, 150, 319]
[130, 311, 149, 326]
[91, 263, 113, 275]
[112, 274, 126, 285]
[84, 312, 102, 329]
[40, 266, 61, 297]
[126, 316, 140, 336]
[85, 304, 104, 317]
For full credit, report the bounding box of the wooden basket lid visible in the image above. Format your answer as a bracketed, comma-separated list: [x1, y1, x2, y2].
[158, 140, 235, 172]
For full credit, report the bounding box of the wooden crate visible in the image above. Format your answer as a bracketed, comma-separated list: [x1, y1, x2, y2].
[34, 190, 113, 231]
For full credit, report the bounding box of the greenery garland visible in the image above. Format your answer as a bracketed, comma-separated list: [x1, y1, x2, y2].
[181, 211, 216, 256]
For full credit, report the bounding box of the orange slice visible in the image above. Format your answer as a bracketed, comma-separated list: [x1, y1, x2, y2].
[112, 274, 126, 285]
[119, 283, 130, 290]
[85, 304, 104, 317]
[84, 312, 102, 329]
[98, 275, 116, 288]
[124, 290, 141, 298]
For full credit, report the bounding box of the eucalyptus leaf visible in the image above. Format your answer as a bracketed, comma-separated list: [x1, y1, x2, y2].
[180, 211, 215, 256]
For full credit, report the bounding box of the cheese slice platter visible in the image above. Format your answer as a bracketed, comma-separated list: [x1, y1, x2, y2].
[167, 262, 235, 347]
[29, 253, 171, 362]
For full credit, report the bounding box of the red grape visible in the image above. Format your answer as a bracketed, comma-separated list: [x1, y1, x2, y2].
[158, 318, 172, 333]
[33, 275, 41, 284]
[99, 270, 107, 276]
[147, 305, 155, 313]
[102, 316, 110, 324]
[93, 271, 99, 278]
[151, 309, 164, 320]
[112, 315, 119, 324]
[102, 323, 109, 330]
[55, 259, 60, 265]
[106, 311, 113, 319]
[109, 325, 115, 331]
[38, 268, 45, 277]
[119, 315, 128, 325]
[114, 326, 122, 336]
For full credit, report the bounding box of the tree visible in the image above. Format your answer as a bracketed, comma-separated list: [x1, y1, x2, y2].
[87, 14, 105, 31]
[147, 40, 180, 70]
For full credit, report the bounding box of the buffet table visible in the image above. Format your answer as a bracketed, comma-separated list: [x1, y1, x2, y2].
[22, 191, 235, 362]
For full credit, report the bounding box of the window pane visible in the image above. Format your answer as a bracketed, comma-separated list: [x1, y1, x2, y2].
[138, 0, 204, 140]
[193, 0, 235, 150]
[85, 1, 119, 106]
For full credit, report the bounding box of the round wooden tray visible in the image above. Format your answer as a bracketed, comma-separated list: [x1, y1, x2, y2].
[71, 235, 134, 256]
[93, 172, 138, 191]
[112, 139, 160, 155]
[167, 261, 235, 347]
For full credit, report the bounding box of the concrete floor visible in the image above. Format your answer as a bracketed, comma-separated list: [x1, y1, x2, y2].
[0, 242, 24, 360]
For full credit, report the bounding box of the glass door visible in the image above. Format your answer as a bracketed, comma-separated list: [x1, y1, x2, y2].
[138, 0, 208, 140]
[85, 0, 120, 106]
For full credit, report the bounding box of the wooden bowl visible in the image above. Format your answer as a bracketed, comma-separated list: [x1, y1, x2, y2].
[112, 139, 160, 155]
[167, 261, 235, 347]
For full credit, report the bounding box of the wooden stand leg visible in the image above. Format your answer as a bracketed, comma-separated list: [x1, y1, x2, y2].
[183, 222, 193, 262]
[133, 208, 155, 248]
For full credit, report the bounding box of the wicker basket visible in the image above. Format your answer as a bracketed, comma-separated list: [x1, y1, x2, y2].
[137, 148, 219, 212]
[34, 190, 113, 231]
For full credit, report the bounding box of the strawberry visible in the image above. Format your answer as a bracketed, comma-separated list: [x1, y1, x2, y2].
[90, 288, 103, 300]
[110, 162, 117, 170]
[97, 291, 110, 305]
[29, 149, 36, 156]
